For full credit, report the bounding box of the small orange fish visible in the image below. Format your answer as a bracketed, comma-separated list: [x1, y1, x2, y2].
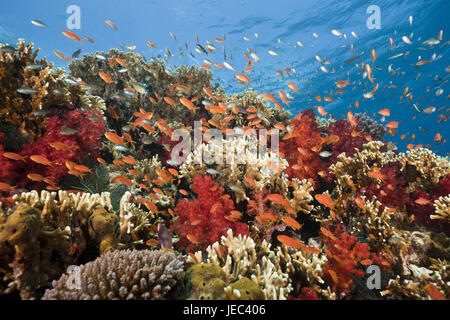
[99, 72, 114, 84]
[62, 30, 82, 43]
[368, 167, 384, 180]
[84, 36, 96, 43]
[386, 121, 398, 129]
[122, 157, 137, 165]
[186, 234, 200, 244]
[0, 182, 15, 191]
[105, 132, 125, 145]
[378, 108, 391, 117]
[30, 155, 52, 166]
[266, 193, 285, 204]
[54, 50, 70, 62]
[347, 111, 358, 127]
[317, 106, 327, 116]
[27, 173, 44, 182]
[104, 20, 118, 31]
[113, 160, 125, 166]
[97, 157, 107, 165]
[281, 216, 302, 230]
[234, 73, 251, 83]
[48, 142, 71, 151]
[414, 197, 430, 205]
[320, 227, 337, 240]
[179, 97, 197, 112]
[2, 152, 26, 162]
[315, 193, 334, 208]
[277, 235, 304, 249]
[287, 82, 299, 94]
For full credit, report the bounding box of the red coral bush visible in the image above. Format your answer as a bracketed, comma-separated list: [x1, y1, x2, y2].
[327, 119, 372, 164]
[322, 231, 388, 295]
[170, 175, 249, 252]
[17, 110, 105, 189]
[280, 109, 326, 188]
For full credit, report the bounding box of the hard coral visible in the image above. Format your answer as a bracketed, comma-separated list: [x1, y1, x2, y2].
[0, 190, 118, 299]
[171, 175, 249, 252]
[0, 40, 85, 141]
[43, 249, 186, 300]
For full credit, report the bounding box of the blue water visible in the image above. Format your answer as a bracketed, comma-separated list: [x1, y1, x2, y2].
[0, 0, 448, 155]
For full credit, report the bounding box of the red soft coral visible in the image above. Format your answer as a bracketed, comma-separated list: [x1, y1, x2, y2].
[280, 109, 326, 188]
[170, 175, 249, 252]
[322, 231, 388, 295]
[327, 119, 372, 164]
[17, 110, 105, 189]
[364, 162, 412, 211]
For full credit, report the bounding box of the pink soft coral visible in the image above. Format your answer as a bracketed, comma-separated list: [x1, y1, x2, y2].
[170, 175, 249, 253]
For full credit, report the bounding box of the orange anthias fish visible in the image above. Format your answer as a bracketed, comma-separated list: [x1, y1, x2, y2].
[30, 155, 52, 166]
[99, 72, 114, 84]
[347, 111, 359, 127]
[122, 157, 137, 165]
[105, 132, 125, 145]
[315, 193, 335, 208]
[179, 97, 197, 112]
[104, 20, 118, 31]
[287, 82, 299, 94]
[277, 235, 304, 249]
[62, 30, 82, 43]
[278, 90, 290, 106]
[234, 73, 251, 83]
[164, 97, 177, 107]
[386, 121, 398, 129]
[281, 216, 302, 230]
[0, 182, 15, 192]
[317, 106, 327, 116]
[414, 197, 431, 205]
[378, 108, 391, 117]
[368, 167, 384, 180]
[54, 50, 70, 62]
[2, 152, 26, 162]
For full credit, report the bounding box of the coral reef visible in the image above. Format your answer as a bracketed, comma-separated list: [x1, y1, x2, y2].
[43, 249, 186, 300]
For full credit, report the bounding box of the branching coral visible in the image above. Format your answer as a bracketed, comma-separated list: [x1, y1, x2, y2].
[194, 229, 292, 300]
[398, 148, 450, 192]
[43, 249, 186, 300]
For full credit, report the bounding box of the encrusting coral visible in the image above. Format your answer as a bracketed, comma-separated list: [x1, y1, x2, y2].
[0, 190, 119, 299]
[42, 249, 186, 300]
